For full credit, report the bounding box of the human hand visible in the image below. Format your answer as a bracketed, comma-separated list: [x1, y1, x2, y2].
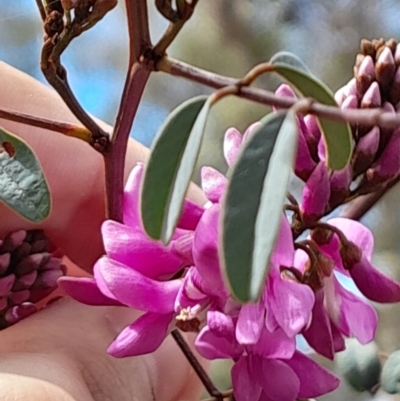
[0, 62, 206, 401]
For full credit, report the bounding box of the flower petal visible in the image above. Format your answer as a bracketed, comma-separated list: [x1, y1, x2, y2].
[107, 312, 174, 357]
[201, 166, 228, 203]
[285, 351, 340, 398]
[193, 204, 228, 296]
[335, 278, 377, 343]
[327, 217, 374, 261]
[303, 290, 336, 360]
[123, 163, 143, 227]
[224, 128, 243, 167]
[255, 357, 299, 401]
[271, 216, 294, 267]
[102, 221, 184, 279]
[207, 310, 236, 339]
[59, 277, 122, 306]
[253, 328, 295, 360]
[268, 266, 314, 338]
[195, 325, 243, 360]
[178, 199, 204, 230]
[175, 267, 207, 311]
[301, 162, 330, 222]
[350, 255, 400, 303]
[236, 302, 265, 345]
[232, 356, 263, 401]
[94, 257, 180, 313]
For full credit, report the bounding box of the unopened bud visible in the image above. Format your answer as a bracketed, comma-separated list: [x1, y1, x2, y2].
[375, 46, 396, 89]
[329, 165, 352, 209]
[0, 275, 15, 297]
[352, 126, 380, 176]
[301, 162, 330, 225]
[303, 115, 320, 161]
[361, 82, 381, 108]
[295, 123, 316, 181]
[4, 303, 37, 325]
[389, 67, 400, 105]
[356, 56, 375, 97]
[12, 271, 38, 291]
[341, 94, 358, 110]
[1, 230, 26, 253]
[367, 129, 400, 185]
[9, 290, 30, 305]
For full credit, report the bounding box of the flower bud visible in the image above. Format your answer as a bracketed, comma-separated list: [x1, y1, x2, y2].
[367, 128, 400, 185]
[352, 126, 380, 176]
[356, 56, 375, 98]
[329, 165, 352, 209]
[375, 46, 396, 90]
[294, 123, 316, 181]
[301, 162, 330, 225]
[389, 67, 400, 105]
[303, 115, 320, 161]
[361, 82, 381, 108]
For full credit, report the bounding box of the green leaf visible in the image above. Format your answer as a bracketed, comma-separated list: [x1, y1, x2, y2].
[336, 339, 381, 392]
[222, 111, 297, 302]
[0, 127, 51, 222]
[270, 53, 353, 170]
[269, 51, 311, 74]
[382, 350, 400, 394]
[141, 95, 210, 243]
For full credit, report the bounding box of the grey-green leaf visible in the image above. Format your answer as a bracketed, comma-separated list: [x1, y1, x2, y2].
[222, 111, 297, 302]
[141, 95, 210, 243]
[382, 350, 400, 394]
[336, 339, 381, 392]
[271, 54, 353, 170]
[269, 51, 311, 74]
[0, 127, 51, 222]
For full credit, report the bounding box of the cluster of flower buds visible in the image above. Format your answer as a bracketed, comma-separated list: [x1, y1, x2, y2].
[61, 118, 400, 401]
[275, 38, 400, 227]
[0, 230, 66, 329]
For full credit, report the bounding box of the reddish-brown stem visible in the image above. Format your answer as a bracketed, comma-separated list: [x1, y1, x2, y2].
[105, 0, 152, 223]
[0, 107, 92, 143]
[341, 176, 400, 220]
[35, 0, 46, 21]
[171, 330, 224, 401]
[125, 0, 152, 65]
[105, 64, 151, 221]
[157, 57, 400, 129]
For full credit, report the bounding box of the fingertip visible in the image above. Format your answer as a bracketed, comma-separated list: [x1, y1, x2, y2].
[0, 374, 82, 401]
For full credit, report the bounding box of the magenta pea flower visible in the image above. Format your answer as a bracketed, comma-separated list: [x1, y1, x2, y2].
[60, 163, 207, 357]
[315, 217, 400, 303]
[196, 311, 339, 401]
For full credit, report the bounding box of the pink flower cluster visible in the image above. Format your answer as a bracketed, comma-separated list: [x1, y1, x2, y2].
[60, 95, 400, 401]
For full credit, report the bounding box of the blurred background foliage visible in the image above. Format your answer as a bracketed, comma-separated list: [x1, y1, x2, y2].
[2, 0, 400, 400]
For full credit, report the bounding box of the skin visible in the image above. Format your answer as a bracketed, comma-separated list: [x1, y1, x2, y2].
[0, 62, 207, 401]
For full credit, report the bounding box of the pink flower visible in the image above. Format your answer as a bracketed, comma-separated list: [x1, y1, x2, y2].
[196, 311, 339, 401]
[60, 163, 207, 357]
[316, 218, 400, 303]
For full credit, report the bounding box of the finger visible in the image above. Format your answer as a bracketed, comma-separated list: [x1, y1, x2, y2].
[0, 298, 206, 401]
[0, 374, 79, 401]
[0, 62, 206, 271]
[0, 62, 147, 270]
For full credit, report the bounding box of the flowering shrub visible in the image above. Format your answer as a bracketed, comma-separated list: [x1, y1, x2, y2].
[60, 40, 400, 397]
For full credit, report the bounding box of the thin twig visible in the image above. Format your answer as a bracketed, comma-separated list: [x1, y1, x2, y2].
[35, 0, 46, 21]
[106, 64, 151, 221]
[104, 0, 152, 222]
[201, 389, 233, 401]
[0, 107, 93, 143]
[341, 176, 400, 220]
[171, 330, 224, 401]
[157, 57, 400, 129]
[153, 0, 199, 57]
[125, 0, 152, 65]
